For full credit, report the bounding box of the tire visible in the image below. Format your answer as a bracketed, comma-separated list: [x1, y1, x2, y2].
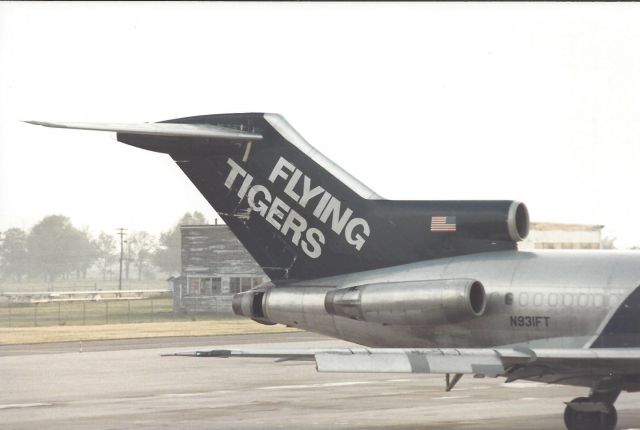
[564, 397, 617, 430]
[600, 405, 617, 430]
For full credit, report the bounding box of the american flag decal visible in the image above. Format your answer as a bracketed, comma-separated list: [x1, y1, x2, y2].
[430, 216, 457, 232]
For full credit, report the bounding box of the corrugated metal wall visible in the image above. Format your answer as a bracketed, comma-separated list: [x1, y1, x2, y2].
[181, 225, 265, 277]
[174, 225, 266, 314]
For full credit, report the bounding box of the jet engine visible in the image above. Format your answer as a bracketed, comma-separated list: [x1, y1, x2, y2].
[232, 287, 276, 325]
[494, 200, 529, 242]
[451, 200, 529, 242]
[324, 279, 486, 325]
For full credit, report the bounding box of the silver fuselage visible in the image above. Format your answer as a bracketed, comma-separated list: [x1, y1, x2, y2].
[263, 250, 640, 349]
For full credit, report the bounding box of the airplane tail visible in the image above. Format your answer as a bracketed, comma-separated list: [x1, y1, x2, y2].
[28, 113, 529, 281]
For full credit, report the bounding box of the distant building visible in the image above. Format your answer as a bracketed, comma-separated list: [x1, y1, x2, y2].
[518, 222, 604, 250]
[172, 225, 266, 314]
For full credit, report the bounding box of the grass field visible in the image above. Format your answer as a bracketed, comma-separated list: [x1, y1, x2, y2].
[0, 280, 296, 344]
[0, 320, 298, 344]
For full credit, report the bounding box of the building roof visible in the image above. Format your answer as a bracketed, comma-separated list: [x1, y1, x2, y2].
[530, 222, 604, 232]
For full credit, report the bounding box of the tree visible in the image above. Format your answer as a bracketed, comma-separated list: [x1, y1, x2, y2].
[154, 211, 208, 274]
[67, 228, 97, 279]
[601, 236, 617, 250]
[0, 228, 29, 281]
[95, 232, 117, 281]
[128, 231, 157, 280]
[28, 215, 92, 282]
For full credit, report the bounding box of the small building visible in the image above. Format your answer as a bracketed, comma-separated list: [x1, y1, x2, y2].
[173, 225, 266, 314]
[518, 222, 604, 250]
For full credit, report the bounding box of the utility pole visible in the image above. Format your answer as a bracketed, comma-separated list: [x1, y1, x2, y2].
[0, 231, 4, 294]
[116, 228, 127, 291]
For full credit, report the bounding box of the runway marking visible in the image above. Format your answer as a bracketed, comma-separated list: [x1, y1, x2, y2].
[450, 386, 491, 392]
[259, 377, 421, 390]
[157, 391, 231, 398]
[431, 395, 470, 400]
[0, 402, 52, 409]
[259, 381, 376, 390]
[322, 381, 378, 388]
[501, 382, 546, 388]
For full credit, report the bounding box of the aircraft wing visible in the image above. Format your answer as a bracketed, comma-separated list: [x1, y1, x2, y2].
[164, 347, 640, 386]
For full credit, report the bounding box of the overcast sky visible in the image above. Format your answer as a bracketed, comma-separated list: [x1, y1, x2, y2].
[2, 3, 640, 247]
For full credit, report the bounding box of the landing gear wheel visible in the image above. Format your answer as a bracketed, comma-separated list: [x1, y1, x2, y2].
[563, 397, 617, 430]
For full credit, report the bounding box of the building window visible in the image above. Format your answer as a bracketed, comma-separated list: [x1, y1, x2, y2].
[201, 278, 212, 296]
[188, 277, 201, 296]
[187, 277, 222, 296]
[229, 277, 257, 294]
[188, 276, 261, 296]
[229, 277, 240, 294]
[213, 278, 222, 294]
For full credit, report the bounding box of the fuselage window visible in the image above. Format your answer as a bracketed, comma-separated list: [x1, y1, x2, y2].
[578, 294, 589, 307]
[505, 293, 514, 305]
[519, 292, 529, 306]
[534, 293, 544, 307]
[563, 294, 574, 307]
[594, 294, 604, 307]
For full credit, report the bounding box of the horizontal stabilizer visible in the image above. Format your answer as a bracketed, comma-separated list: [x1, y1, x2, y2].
[164, 347, 640, 378]
[24, 120, 263, 140]
[315, 349, 505, 375]
[162, 349, 316, 360]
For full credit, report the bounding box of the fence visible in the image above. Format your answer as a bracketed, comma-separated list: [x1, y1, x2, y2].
[0, 280, 167, 294]
[0, 295, 238, 327]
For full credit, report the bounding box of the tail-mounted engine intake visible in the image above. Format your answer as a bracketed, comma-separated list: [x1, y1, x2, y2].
[505, 201, 529, 242]
[324, 279, 486, 326]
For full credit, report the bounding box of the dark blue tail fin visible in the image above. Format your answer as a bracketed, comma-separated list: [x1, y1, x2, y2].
[29, 113, 529, 281]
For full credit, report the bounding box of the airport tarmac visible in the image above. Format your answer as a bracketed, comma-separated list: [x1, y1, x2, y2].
[2, 331, 639, 430]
